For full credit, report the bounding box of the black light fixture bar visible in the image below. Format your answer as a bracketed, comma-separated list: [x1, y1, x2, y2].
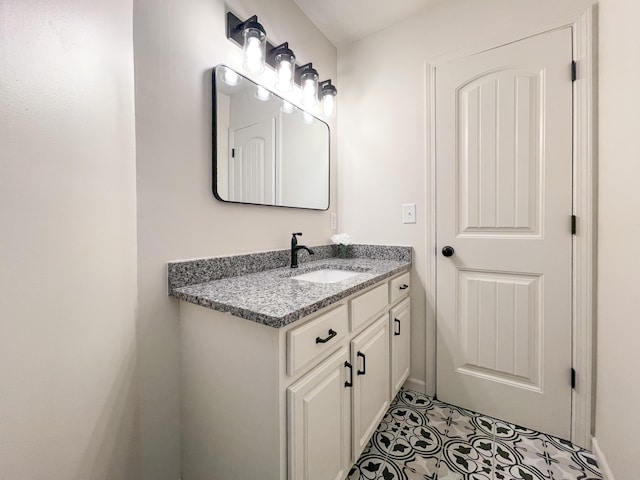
[225, 11, 336, 100]
[227, 12, 306, 88]
[226, 12, 259, 46]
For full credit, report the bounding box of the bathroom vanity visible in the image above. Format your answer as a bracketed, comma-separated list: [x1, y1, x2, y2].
[169, 246, 411, 480]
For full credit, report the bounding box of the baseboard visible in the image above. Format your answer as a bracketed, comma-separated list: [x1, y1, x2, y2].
[592, 436, 615, 480]
[403, 377, 426, 394]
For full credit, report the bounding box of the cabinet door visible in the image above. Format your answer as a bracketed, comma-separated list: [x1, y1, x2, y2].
[390, 298, 411, 398]
[351, 315, 390, 460]
[287, 347, 352, 480]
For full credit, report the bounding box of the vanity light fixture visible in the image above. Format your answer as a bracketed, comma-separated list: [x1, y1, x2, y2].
[319, 80, 337, 117]
[226, 14, 267, 74]
[269, 43, 296, 92]
[226, 11, 337, 116]
[297, 63, 319, 107]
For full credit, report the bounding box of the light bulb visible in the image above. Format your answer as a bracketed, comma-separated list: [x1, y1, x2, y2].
[322, 93, 335, 117]
[302, 78, 317, 106]
[244, 37, 263, 73]
[255, 86, 270, 101]
[242, 26, 266, 74]
[275, 60, 294, 92]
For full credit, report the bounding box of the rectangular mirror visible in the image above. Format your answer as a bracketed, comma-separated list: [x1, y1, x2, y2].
[213, 65, 330, 210]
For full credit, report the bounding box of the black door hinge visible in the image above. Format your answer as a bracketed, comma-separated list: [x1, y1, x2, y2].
[231, 148, 235, 158]
[571, 368, 576, 389]
[571, 215, 577, 235]
[571, 60, 577, 82]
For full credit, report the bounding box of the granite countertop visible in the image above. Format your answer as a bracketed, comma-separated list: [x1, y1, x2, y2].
[170, 256, 410, 328]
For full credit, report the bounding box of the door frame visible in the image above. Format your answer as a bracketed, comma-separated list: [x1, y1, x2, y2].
[424, 6, 596, 449]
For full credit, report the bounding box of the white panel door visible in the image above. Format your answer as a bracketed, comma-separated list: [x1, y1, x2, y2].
[436, 28, 573, 439]
[229, 119, 275, 204]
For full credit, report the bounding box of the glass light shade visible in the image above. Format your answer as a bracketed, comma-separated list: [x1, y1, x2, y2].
[242, 27, 266, 74]
[275, 59, 295, 92]
[273, 45, 295, 92]
[321, 84, 337, 117]
[301, 72, 319, 107]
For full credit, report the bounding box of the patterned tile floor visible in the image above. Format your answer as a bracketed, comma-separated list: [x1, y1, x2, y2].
[348, 389, 603, 480]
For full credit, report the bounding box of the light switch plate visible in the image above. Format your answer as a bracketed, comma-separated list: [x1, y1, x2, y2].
[402, 203, 416, 224]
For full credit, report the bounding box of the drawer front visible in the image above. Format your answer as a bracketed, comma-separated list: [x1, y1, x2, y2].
[350, 283, 388, 331]
[287, 304, 348, 376]
[389, 272, 410, 304]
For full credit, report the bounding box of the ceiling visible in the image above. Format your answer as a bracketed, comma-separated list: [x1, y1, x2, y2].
[294, 0, 443, 47]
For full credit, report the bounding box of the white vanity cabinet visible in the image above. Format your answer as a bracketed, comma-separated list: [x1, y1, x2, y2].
[179, 271, 410, 480]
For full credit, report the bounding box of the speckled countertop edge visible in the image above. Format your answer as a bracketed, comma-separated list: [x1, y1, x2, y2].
[169, 246, 412, 328]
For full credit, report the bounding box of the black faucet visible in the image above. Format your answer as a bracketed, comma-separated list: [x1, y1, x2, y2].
[291, 232, 315, 268]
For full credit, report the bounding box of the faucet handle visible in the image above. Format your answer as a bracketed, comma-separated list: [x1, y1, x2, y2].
[292, 232, 303, 236]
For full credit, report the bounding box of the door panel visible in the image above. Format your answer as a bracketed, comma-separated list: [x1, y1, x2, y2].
[351, 316, 390, 460]
[287, 348, 351, 480]
[390, 298, 411, 397]
[436, 28, 573, 439]
[229, 119, 275, 204]
[458, 69, 541, 235]
[456, 270, 541, 389]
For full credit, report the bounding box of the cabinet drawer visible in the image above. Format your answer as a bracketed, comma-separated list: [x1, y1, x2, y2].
[389, 271, 410, 304]
[350, 283, 388, 331]
[287, 304, 348, 376]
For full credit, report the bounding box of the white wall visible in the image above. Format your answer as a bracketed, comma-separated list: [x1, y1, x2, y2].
[133, 0, 336, 477]
[338, 0, 594, 398]
[0, 1, 138, 479]
[596, 0, 640, 477]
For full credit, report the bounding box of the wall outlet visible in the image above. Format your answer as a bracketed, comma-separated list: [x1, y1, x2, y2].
[402, 203, 416, 224]
[330, 212, 337, 230]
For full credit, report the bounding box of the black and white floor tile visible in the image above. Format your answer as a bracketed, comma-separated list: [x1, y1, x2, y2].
[348, 389, 603, 480]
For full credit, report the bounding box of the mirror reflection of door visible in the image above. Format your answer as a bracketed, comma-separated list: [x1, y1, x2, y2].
[229, 119, 276, 204]
[213, 65, 330, 210]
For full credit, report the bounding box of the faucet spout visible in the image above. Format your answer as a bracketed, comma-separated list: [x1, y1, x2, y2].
[290, 232, 314, 268]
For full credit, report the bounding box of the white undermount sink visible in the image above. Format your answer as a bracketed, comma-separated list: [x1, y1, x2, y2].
[291, 269, 361, 283]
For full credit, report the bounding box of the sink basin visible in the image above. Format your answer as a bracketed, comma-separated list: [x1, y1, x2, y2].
[291, 269, 361, 284]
